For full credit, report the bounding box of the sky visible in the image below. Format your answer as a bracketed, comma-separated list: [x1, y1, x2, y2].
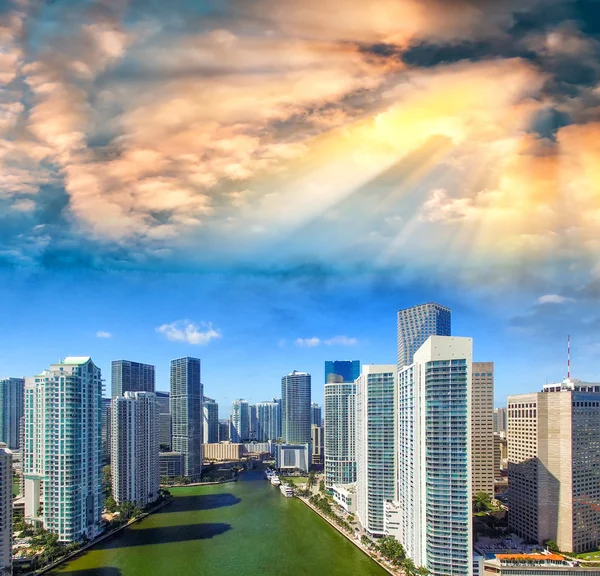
[2, 0, 600, 417]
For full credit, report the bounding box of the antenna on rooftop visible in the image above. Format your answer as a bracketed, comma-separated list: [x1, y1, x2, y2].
[567, 335, 571, 380]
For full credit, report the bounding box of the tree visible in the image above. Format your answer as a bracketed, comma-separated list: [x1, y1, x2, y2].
[104, 495, 117, 513]
[473, 491, 493, 513]
[307, 471, 316, 488]
[544, 539, 559, 552]
[402, 557, 418, 576]
[417, 566, 430, 575]
[377, 536, 406, 567]
[118, 501, 135, 521]
[319, 479, 325, 492]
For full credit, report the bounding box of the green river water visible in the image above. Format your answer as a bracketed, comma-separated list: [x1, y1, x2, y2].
[51, 470, 388, 576]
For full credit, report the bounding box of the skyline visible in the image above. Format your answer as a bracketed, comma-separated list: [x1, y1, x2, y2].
[2, 0, 600, 415]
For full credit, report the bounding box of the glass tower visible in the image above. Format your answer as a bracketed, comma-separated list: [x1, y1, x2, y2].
[0, 377, 24, 450]
[111, 360, 155, 398]
[324, 361, 361, 384]
[170, 357, 203, 479]
[311, 402, 322, 427]
[281, 371, 311, 444]
[203, 397, 219, 444]
[397, 303, 451, 370]
[256, 401, 281, 441]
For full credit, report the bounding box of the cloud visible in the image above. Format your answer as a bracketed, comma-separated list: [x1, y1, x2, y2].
[96, 330, 112, 338]
[537, 294, 575, 305]
[156, 320, 222, 345]
[295, 335, 358, 347]
[295, 337, 321, 348]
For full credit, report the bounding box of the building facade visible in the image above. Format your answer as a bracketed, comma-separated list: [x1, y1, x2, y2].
[311, 424, 324, 465]
[218, 420, 230, 442]
[156, 391, 171, 450]
[101, 397, 112, 464]
[203, 443, 244, 461]
[281, 371, 311, 444]
[472, 362, 495, 498]
[311, 402, 322, 427]
[111, 360, 155, 398]
[249, 404, 257, 440]
[170, 357, 203, 480]
[508, 379, 600, 553]
[230, 399, 250, 443]
[275, 443, 310, 472]
[256, 401, 281, 441]
[395, 336, 473, 576]
[494, 407, 507, 436]
[324, 374, 356, 489]
[355, 365, 396, 537]
[159, 452, 184, 479]
[111, 392, 160, 507]
[0, 443, 12, 576]
[0, 377, 24, 450]
[397, 303, 451, 370]
[324, 361, 361, 384]
[24, 357, 103, 542]
[203, 397, 219, 444]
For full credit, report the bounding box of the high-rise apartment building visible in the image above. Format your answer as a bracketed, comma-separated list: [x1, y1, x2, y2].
[218, 420, 230, 442]
[355, 365, 396, 537]
[0, 443, 12, 576]
[112, 391, 159, 507]
[397, 303, 451, 370]
[170, 357, 203, 480]
[281, 371, 311, 444]
[493, 407, 507, 436]
[0, 377, 24, 450]
[230, 399, 250, 443]
[256, 401, 281, 441]
[24, 357, 103, 542]
[394, 336, 473, 576]
[508, 379, 600, 553]
[101, 397, 112, 464]
[324, 374, 356, 489]
[324, 361, 360, 385]
[249, 404, 257, 440]
[311, 402, 322, 427]
[311, 425, 324, 465]
[203, 397, 219, 444]
[472, 362, 495, 498]
[111, 360, 155, 397]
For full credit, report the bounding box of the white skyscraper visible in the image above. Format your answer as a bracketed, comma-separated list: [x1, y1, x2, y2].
[0, 377, 25, 450]
[394, 336, 473, 576]
[112, 392, 160, 507]
[355, 365, 396, 537]
[0, 443, 12, 575]
[256, 401, 281, 441]
[230, 399, 249, 443]
[24, 357, 103, 542]
[324, 374, 356, 489]
[203, 396, 219, 444]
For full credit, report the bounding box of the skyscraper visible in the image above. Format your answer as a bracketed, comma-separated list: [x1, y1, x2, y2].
[493, 407, 507, 436]
[324, 374, 356, 489]
[324, 361, 361, 385]
[472, 362, 495, 498]
[311, 424, 324, 465]
[101, 397, 112, 465]
[249, 404, 257, 440]
[508, 378, 600, 553]
[397, 303, 451, 370]
[0, 443, 12, 576]
[0, 377, 24, 450]
[394, 336, 473, 576]
[230, 399, 250, 443]
[24, 357, 103, 542]
[218, 420, 230, 442]
[111, 360, 155, 398]
[281, 371, 311, 444]
[256, 401, 281, 441]
[170, 357, 203, 480]
[156, 391, 170, 414]
[203, 396, 219, 444]
[156, 391, 171, 449]
[311, 402, 322, 427]
[112, 391, 159, 507]
[355, 365, 396, 537]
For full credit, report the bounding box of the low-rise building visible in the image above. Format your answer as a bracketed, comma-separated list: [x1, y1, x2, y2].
[332, 484, 356, 514]
[159, 452, 184, 479]
[483, 553, 600, 575]
[275, 443, 310, 472]
[203, 443, 244, 462]
[243, 442, 273, 454]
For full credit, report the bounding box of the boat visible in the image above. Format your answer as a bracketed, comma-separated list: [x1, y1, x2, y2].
[280, 484, 294, 498]
[264, 470, 274, 480]
[270, 476, 281, 486]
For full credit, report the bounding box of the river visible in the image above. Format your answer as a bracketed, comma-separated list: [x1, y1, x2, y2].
[51, 470, 388, 576]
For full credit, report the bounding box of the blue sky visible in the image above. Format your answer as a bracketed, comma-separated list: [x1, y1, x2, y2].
[2, 0, 600, 418]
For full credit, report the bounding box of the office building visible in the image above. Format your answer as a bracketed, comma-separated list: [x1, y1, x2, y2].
[111, 360, 155, 397]
[324, 361, 361, 385]
[355, 365, 396, 537]
[156, 391, 170, 413]
[324, 374, 356, 489]
[24, 357, 103, 542]
[0, 443, 12, 576]
[311, 425, 324, 466]
[256, 401, 281, 441]
[159, 452, 184, 479]
[218, 420, 230, 442]
[101, 397, 112, 464]
[397, 302, 451, 369]
[472, 362, 495, 499]
[111, 392, 159, 507]
[230, 399, 250, 443]
[508, 378, 600, 553]
[494, 433, 507, 476]
[281, 371, 311, 444]
[394, 336, 473, 576]
[311, 402, 322, 427]
[170, 357, 203, 480]
[203, 397, 219, 444]
[0, 377, 24, 451]
[494, 407, 507, 436]
[249, 404, 257, 440]
[156, 391, 171, 450]
[275, 443, 310, 472]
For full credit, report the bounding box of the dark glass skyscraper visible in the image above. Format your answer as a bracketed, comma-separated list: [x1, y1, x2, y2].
[281, 371, 311, 444]
[397, 303, 451, 370]
[111, 360, 155, 398]
[0, 377, 24, 450]
[324, 361, 360, 384]
[170, 357, 203, 479]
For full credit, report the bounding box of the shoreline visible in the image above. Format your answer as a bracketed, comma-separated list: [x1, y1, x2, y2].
[297, 496, 402, 576]
[161, 477, 237, 488]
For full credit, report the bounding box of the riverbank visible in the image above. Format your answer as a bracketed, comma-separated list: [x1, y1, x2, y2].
[161, 477, 237, 488]
[32, 496, 174, 576]
[297, 496, 402, 576]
